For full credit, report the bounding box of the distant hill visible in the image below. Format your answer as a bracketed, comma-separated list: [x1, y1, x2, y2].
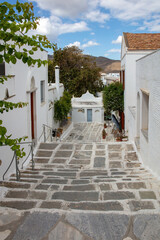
[85, 55, 121, 73]
[48, 54, 121, 73]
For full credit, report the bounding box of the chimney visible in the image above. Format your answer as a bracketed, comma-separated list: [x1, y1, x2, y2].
[55, 65, 60, 100]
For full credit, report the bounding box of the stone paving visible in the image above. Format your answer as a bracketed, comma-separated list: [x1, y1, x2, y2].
[0, 123, 160, 239]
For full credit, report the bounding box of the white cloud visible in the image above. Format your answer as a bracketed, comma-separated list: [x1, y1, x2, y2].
[86, 10, 110, 23]
[31, 0, 88, 18]
[82, 40, 99, 48]
[112, 35, 122, 44]
[67, 40, 99, 49]
[67, 41, 81, 48]
[33, 17, 89, 40]
[139, 18, 160, 31]
[108, 49, 121, 53]
[100, 0, 160, 21]
[91, 32, 95, 35]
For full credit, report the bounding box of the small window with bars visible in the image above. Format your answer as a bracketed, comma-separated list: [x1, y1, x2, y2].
[40, 80, 45, 103]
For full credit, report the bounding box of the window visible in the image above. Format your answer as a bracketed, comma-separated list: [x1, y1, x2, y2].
[0, 62, 5, 76]
[40, 80, 45, 103]
[141, 91, 149, 139]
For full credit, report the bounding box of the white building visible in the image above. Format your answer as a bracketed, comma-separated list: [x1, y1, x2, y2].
[72, 91, 104, 123]
[136, 49, 160, 176]
[120, 33, 160, 133]
[48, 66, 64, 130]
[0, 53, 64, 179]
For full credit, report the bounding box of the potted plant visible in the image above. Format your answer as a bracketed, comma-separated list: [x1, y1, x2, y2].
[102, 129, 106, 139]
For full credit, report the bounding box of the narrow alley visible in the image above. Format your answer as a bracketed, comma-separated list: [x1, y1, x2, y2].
[0, 123, 160, 240]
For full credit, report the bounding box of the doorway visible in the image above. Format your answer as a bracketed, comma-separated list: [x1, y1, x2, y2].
[87, 109, 92, 122]
[30, 92, 36, 139]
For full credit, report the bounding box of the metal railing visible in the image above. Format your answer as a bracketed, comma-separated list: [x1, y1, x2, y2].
[39, 124, 62, 143]
[2, 141, 35, 181]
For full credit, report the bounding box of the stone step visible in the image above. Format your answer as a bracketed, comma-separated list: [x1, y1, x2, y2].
[39, 143, 58, 150]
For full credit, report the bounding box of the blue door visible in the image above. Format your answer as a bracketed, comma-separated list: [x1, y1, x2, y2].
[87, 109, 92, 122]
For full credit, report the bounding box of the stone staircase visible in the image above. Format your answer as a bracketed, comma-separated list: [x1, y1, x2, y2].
[0, 142, 160, 213]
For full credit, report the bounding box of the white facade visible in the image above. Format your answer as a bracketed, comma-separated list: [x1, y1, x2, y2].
[121, 34, 153, 134]
[72, 91, 104, 123]
[0, 49, 48, 179]
[136, 49, 160, 176]
[48, 82, 64, 129]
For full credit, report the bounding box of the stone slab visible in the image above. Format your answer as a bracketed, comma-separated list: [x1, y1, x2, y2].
[95, 151, 106, 156]
[12, 212, 60, 240]
[133, 214, 160, 240]
[35, 184, 50, 190]
[68, 201, 123, 211]
[43, 172, 76, 177]
[65, 213, 129, 240]
[28, 191, 47, 200]
[108, 144, 122, 151]
[42, 179, 68, 184]
[47, 221, 91, 240]
[99, 183, 111, 191]
[94, 157, 106, 168]
[0, 201, 36, 210]
[96, 145, 105, 149]
[109, 161, 122, 168]
[108, 152, 122, 160]
[52, 159, 67, 164]
[117, 182, 146, 190]
[40, 201, 62, 209]
[85, 145, 93, 150]
[39, 143, 58, 150]
[139, 191, 156, 199]
[80, 171, 108, 177]
[55, 151, 72, 158]
[70, 160, 90, 165]
[71, 180, 90, 185]
[36, 151, 53, 157]
[0, 182, 31, 189]
[129, 201, 155, 211]
[60, 144, 73, 150]
[52, 192, 99, 201]
[5, 190, 28, 199]
[63, 184, 95, 191]
[104, 191, 135, 200]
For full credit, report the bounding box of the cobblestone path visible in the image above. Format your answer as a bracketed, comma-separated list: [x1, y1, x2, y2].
[0, 123, 160, 240]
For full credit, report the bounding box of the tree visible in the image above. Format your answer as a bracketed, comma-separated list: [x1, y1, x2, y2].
[0, 1, 55, 157]
[49, 46, 103, 97]
[54, 91, 71, 122]
[103, 82, 124, 121]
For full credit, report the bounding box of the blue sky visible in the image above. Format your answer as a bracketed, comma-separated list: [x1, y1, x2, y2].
[8, 0, 160, 60]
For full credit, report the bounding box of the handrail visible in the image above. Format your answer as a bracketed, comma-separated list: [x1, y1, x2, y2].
[3, 151, 16, 180]
[42, 124, 62, 142]
[21, 141, 35, 170]
[1, 141, 35, 181]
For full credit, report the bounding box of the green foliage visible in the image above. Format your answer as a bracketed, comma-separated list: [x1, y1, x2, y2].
[103, 82, 124, 115]
[54, 91, 72, 122]
[0, 1, 55, 67]
[0, 1, 55, 158]
[49, 46, 103, 97]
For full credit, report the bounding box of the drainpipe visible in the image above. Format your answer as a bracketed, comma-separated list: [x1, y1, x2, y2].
[55, 65, 60, 100]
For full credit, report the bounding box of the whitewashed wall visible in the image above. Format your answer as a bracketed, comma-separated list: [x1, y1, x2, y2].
[0, 49, 48, 180]
[121, 51, 153, 132]
[136, 49, 160, 176]
[72, 107, 104, 123]
[48, 83, 64, 129]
